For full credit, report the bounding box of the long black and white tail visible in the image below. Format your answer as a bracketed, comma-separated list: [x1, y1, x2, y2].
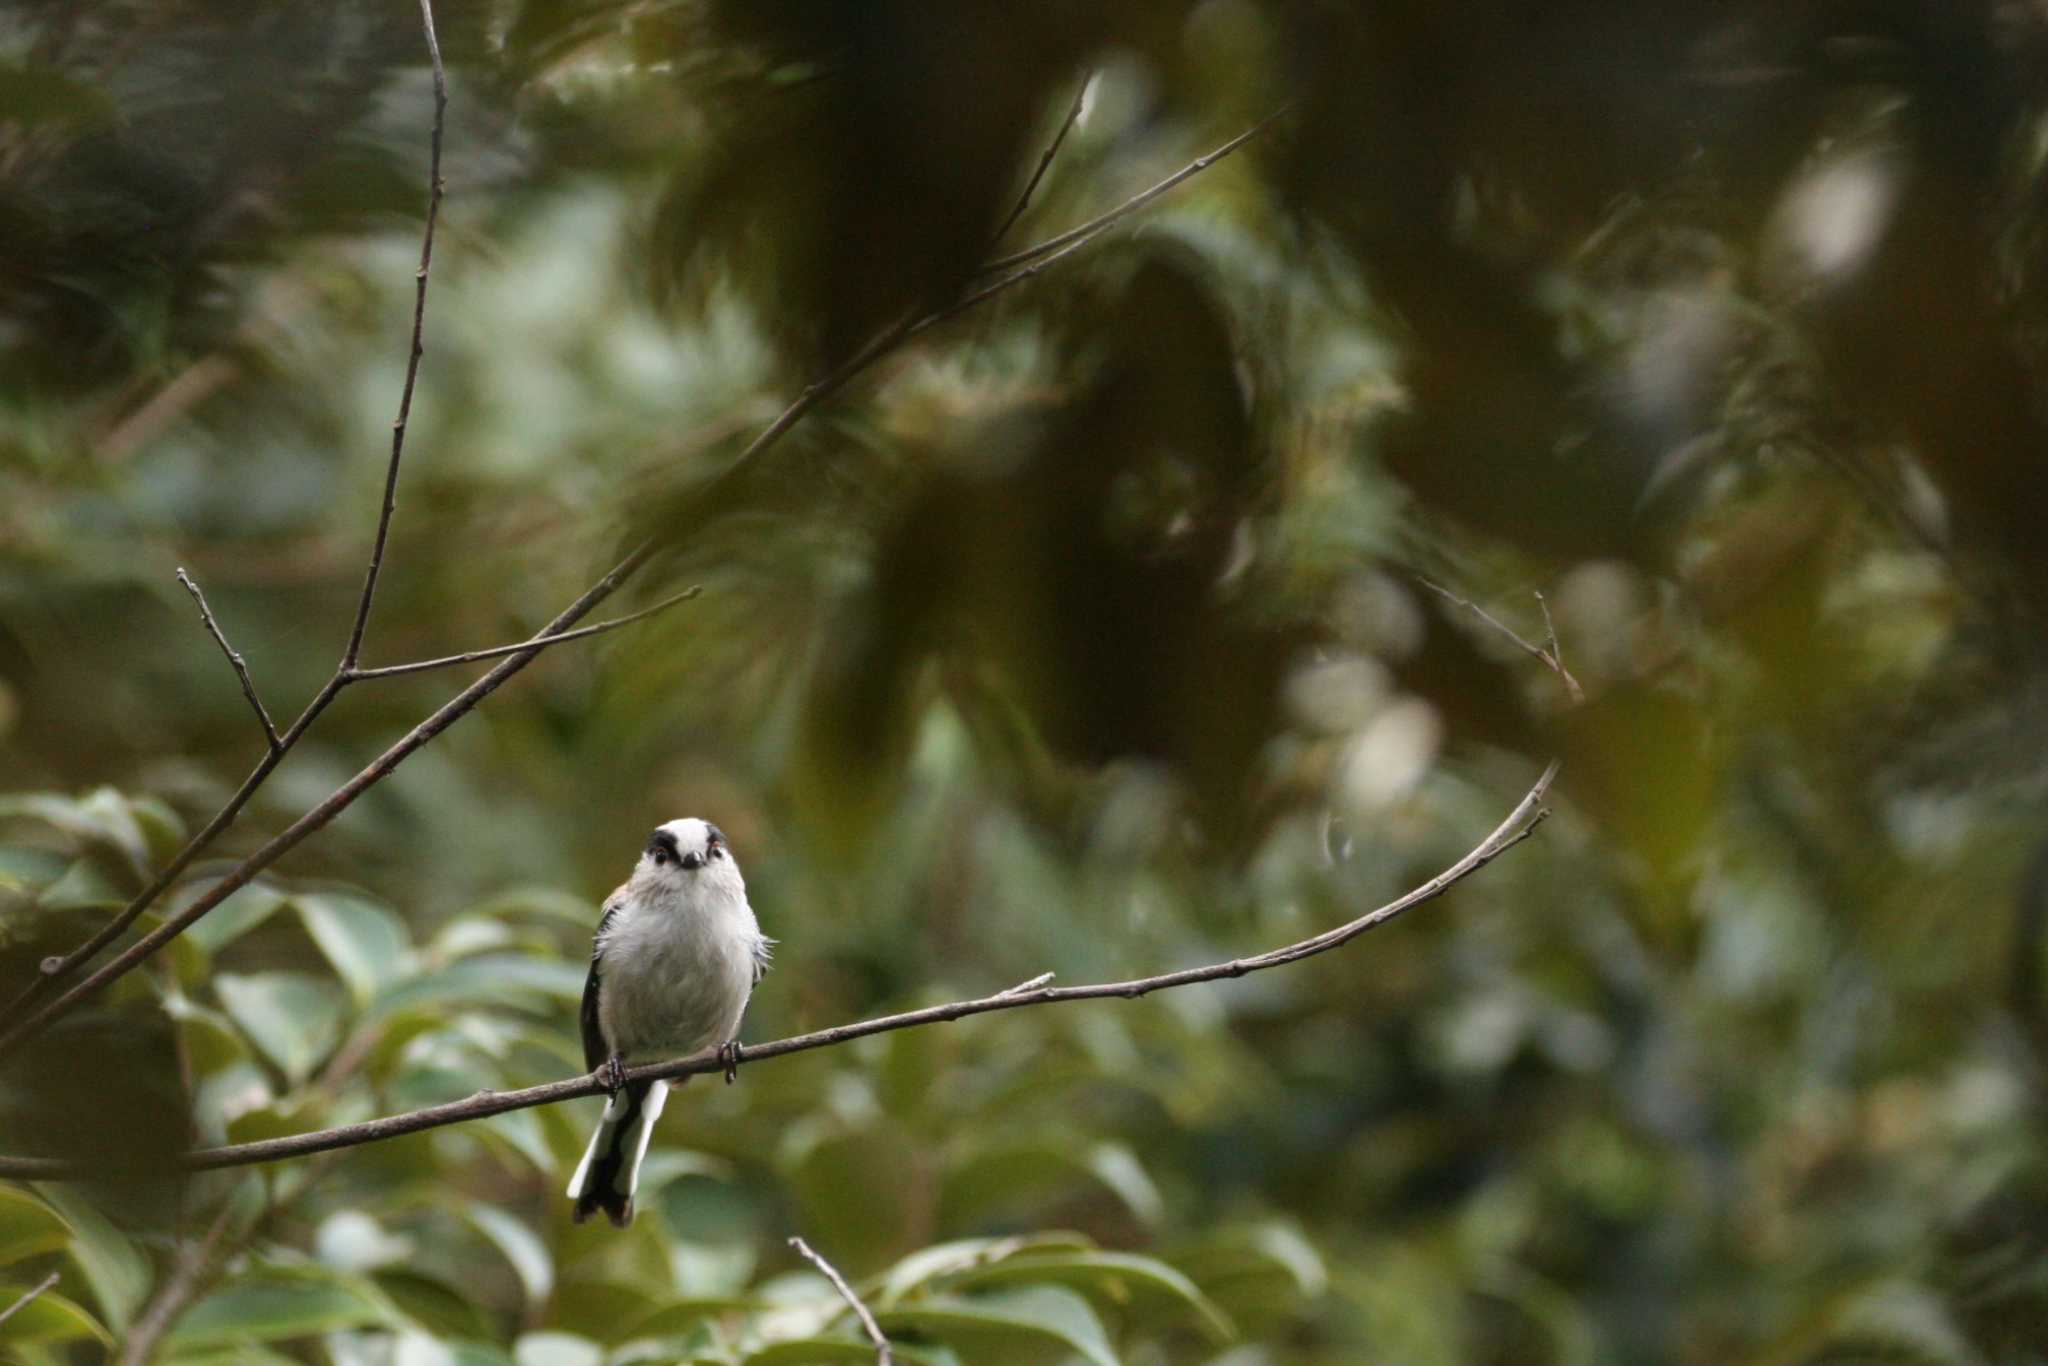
[566, 1078, 669, 1227]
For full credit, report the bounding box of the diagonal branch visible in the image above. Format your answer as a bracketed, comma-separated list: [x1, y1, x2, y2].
[0, 1272, 59, 1329]
[115, 1201, 236, 1366]
[976, 107, 1288, 276]
[0, 760, 1555, 1177]
[1, 2, 454, 1028]
[345, 586, 701, 681]
[726, 111, 1275, 477]
[989, 75, 1090, 247]
[176, 569, 281, 750]
[0, 546, 654, 1063]
[791, 1237, 894, 1366]
[341, 0, 448, 673]
[5, 92, 1274, 1046]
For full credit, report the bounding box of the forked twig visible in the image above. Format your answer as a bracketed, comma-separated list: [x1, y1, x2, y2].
[791, 1236, 894, 1365]
[176, 569, 281, 750]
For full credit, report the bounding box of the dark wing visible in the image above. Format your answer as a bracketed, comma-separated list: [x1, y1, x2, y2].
[580, 898, 623, 1072]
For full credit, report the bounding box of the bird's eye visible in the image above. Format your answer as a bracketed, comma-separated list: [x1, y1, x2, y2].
[650, 849, 669, 866]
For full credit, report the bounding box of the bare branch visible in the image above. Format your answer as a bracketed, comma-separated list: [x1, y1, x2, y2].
[1418, 577, 1586, 703]
[727, 110, 1281, 477]
[790, 1236, 894, 1366]
[341, 0, 448, 672]
[346, 586, 701, 681]
[176, 568, 281, 750]
[0, 546, 653, 1063]
[5, 100, 1282, 1040]
[0, 760, 1555, 1177]
[990, 75, 1090, 247]
[976, 108, 1287, 276]
[0, 1272, 58, 1329]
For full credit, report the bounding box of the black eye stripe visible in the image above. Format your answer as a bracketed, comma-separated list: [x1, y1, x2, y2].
[646, 829, 681, 860]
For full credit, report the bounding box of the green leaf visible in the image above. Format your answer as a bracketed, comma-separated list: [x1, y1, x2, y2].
[165, 1268, 392, 1348]
[469, 886, 602, 927]
[876, 1236, 1091, 1308]
[1175, 1222, 1328, 1301]
[0, 1284, 113, 1348]
[620, 1296, 770, 1341]
[368, 955, 584, 1019]
[376, 1268, 497, 1340]
[511, 1332, 604, 1366]
[880, 1286, 1119, 1366]
[739, 1340, 881, 1365]
[462, 1202, 555, 1304]
[294, 891, 412, 1003]
[184, 884, 289, 954]
[0, 1188, 71, 1266]
[0, 788, 150, 870]
[34, 1185, 150, 1334]
[162, 993, 253, 1077]
[215, 972, 345, 1085]
[35, 858, 126, 911]
[741, 1340, 959, 1365]
[941, 1139, 1159, 1229]
[948, 1251, 1235, 1341]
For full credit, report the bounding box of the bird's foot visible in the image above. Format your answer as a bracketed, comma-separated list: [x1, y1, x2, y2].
[718, 1040, 743, 1085]
[600, 1054, 627, 1097]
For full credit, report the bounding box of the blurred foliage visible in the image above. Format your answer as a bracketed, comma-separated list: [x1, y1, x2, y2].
[6, 0, 2048, 1362]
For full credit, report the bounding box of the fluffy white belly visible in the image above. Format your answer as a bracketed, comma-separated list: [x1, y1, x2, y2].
[598, 901, 760, 1062]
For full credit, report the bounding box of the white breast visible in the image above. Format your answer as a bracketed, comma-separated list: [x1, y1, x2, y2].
[596, 878, 765, 1063]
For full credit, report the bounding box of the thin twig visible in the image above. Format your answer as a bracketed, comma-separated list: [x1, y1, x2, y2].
[0, 1272, 58, 1329]
[6, 96, 1273, 1043]
[989, 75, 1090, 247]
[790, 1237, 894, 1366]
[1000, 972, 1056, 996]
[346, 586, 701, 680]
[0, 761, 1555, 1177]
[0, 546, 653, 1063]
[1418, 578, 1586, 703]
[116, 1202, 236, 1366]
[176, 569, 281, 750]
[975, 107, 1288, 276]
[725, 110, 1279, 478]
[341, 0, 447, 673]
[2, 7, 459, 1027]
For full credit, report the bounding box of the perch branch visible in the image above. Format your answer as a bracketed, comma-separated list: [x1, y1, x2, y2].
[176, 569, 281, 750]
[791, 1237, 895, 1366]
[0, 761, 1555, 1177]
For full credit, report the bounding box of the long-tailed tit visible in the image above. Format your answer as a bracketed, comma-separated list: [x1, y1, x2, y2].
[566, 817, 772, 1227]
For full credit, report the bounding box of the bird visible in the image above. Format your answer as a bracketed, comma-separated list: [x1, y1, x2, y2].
[566, 818, 772, 1227]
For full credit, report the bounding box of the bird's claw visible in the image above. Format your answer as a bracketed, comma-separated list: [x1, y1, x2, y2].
[719, 1040, 743, 1085]
[600, 1054, 626, 1097]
